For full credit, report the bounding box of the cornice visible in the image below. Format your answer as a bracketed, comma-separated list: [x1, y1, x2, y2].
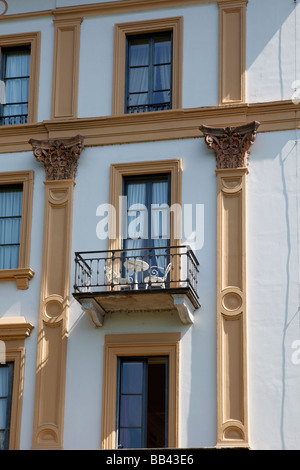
[0, 0, 246, 22]
[0, 317, 34, 341]
[0, 100, 298, 154]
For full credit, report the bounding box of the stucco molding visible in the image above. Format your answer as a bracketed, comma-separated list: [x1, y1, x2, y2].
[29, 135, 84, 180]
[0, 1, 7, 15]
[200, 121, 260, 169]
[0, 0, 250, 22]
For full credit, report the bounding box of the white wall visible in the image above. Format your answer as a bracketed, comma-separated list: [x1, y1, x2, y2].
[247, 0, 300, 103]
[248, 130, 300, 450]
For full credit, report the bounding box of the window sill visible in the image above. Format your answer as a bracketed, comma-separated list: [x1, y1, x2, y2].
[0, 268, 35, 290]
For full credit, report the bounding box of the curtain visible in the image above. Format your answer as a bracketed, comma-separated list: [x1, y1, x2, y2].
[125, 182, 147, 255]
[151, 181, 169, 269]
[153, 38, 172, 106]
[128, 41, 149, 109]
[0, 186, 23, 269]
[3, 49, 30, 124]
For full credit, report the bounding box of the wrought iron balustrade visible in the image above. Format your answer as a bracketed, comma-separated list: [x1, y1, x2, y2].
[0, 114, 28, 126]
[127, 102, 171, 113]
[74, 245, 199, 300]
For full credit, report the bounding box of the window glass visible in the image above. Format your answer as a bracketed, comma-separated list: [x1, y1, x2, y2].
[126, 33, 172, 113]
[0, 46, 31, 125]
[0, 184, 23, 269]
[0, 362, 14, 450]
[117, 357, 168, 449]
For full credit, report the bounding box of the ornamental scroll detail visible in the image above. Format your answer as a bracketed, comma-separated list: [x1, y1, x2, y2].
[29, 135, 84, 181]
[200, 121, 260, 169]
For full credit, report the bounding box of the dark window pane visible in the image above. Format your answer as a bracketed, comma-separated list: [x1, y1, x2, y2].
[147, 359, 167, 448]
[154, 65, 171, 92]
[121, 362, 144, 394]
[0, 363, 14, 450]
[129, 41, 149, 67]
[128, 67, 149, 93]
[154, 38, 172, 65]
[120, 395, 143, 428]
[0, 185, 23, 269]
[119, 428, 142, 449]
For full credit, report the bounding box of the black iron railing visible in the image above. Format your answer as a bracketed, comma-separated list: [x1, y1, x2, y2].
[127, 102, 171, 113]
[74, 245, 199, 299]
[0, 114, 28, 126]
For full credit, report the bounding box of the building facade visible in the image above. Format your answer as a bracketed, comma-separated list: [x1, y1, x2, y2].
[0, 0, 299, 451]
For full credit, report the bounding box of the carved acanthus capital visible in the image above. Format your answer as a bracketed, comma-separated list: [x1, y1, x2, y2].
[200, 121, 260, 169]
[29, 135, 84, 181]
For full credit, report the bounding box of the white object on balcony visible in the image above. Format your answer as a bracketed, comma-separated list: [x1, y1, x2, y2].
[144, 263, 172, 289]
[104, 265, 132, 288]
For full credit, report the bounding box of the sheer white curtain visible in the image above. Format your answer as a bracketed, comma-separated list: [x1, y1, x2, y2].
[2, 49, 30, 123]
[128, 41, 149, 108]
[153, 39, 172, 105]
[125, 182, 147, 255]
[0, 187, 23, 269]
[151, 181, 169, 268]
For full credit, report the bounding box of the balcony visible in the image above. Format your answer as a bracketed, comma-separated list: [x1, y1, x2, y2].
[73, 245, 200, 327]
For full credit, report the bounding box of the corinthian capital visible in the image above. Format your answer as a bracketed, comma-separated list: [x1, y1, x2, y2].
[29, 135, 84, 181]
[200, 121, 260, 169]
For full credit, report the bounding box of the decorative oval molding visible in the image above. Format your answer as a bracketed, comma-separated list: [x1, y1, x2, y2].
[222, 292, 243, 312]
[0, 1, 8, 16]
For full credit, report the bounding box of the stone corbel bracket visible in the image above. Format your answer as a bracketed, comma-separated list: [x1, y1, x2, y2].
[80, 299, 105, 328]
[200, 121, 260, 169]
[29, 135, 84, 180]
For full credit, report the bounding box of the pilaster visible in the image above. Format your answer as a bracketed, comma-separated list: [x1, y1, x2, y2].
[30, 135, 84, 449]
[201, 121, 259, 448]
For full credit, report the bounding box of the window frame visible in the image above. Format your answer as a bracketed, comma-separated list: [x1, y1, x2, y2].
[116, 356, 169, 449]
[125, 31, 173, 114]
[123, 172, 171, 249]
[0, 32, 41, 125]
[113, 17, 183, 116]
[0, 171, 34, 289]
[101, 333, 180, 450]
[0, 317, 34, 450]
[0, 45, 31, 126]
[0, 361, 14, 450]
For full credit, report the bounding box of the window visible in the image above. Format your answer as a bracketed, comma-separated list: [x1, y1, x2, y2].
[0, 46, 31, 126]
[124, 173, 171, 250]
[101, 333, 180, 450]
[117, 357, 168, 449]
[0, 32, 41, 126]
[113, 17, 183, 115]
[0, 362, 14, 450]
[109, 160, 182, 252]
[125, 33, 172, 113]
[0, 171, 34, 289]
[0, 318, 34, 450]
[0, 184, 23, 269]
